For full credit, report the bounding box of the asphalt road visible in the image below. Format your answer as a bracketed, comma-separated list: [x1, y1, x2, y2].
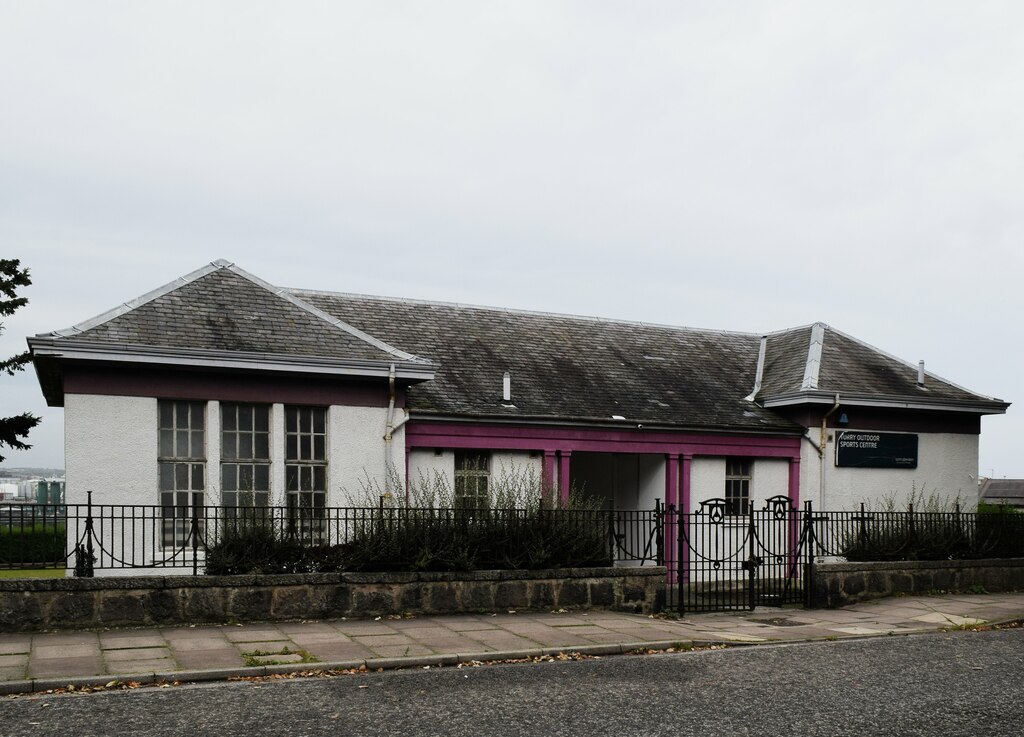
[4, 630, 1022, 737]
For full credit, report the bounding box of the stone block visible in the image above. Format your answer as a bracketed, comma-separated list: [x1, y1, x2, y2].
[352, 587, 398, 616]
[529, 582, 554, 609]
[494, 581, 529, 609]
[99, 592, 147, 625]
[458, 583, 494, 612]
[50, 592, 95, 626]
[588, 581, 614, 607]
[272, 587, 313, 619]
[0, 591, 43, 630]
[842, 573, 865, 598]
[555, 581, 588, 608]
[143, 590, 180, 623]
[398, 583, 423, 612]
[228, 588, 273, 620]
[867, 571, 891, 597]
[424, 583, 457, 613]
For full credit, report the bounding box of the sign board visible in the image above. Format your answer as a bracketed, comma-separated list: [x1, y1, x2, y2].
[835, 431, 918, 469]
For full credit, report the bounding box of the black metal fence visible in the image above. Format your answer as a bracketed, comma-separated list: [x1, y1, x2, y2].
[2, 494, 1022, 616]
[0, 492, 662, 577]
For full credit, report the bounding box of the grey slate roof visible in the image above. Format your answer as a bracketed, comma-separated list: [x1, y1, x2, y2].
[757, 323, 995, 406]
[39, 263, 414, 364]
[292, 290, 801, 432]
[30, 260, 1009, 426]
[759, 326, 814, 397]
[979, 479, 1024, 502]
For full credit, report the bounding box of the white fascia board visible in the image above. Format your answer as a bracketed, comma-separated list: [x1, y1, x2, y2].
[761, 392, 1009, 415]
[28, 339, 435, 381]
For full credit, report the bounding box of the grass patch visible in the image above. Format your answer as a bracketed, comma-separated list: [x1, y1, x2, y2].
[241, 645, 319, 667]
[0, 568, 65, 579]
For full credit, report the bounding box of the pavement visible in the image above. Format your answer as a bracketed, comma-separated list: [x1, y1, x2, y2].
[1, 591, 1022, 695]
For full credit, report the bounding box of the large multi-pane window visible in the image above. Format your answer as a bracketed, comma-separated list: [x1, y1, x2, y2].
[454, 451, 490, 509]
[158, 400, 206, 548]
[285, 406, 327, 540]
[725, 459, 752, 517]
[221, 403, 271, 509]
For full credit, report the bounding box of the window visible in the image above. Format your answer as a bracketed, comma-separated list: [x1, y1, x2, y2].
[221, 403, 271, 510]
[725, 459, 751, 516]
[285, 406, 327, 540]
[454, 452, 490, 509]
[158, 400, 206, 548]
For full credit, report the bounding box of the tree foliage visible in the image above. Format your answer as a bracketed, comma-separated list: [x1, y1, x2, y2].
[0, 259, 39, 462]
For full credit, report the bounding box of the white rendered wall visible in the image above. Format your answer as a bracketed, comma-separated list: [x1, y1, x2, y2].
[688, 457, 789, 513]
[65, 394, 159, 506]
[799, 431, 979, 511]
[329, 405, 404, 506]
[405, 450, 543, 505]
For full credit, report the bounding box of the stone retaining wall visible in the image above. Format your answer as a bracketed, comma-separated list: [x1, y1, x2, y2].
[0, 567, 666, 632]
[811, 558, 1024, 608]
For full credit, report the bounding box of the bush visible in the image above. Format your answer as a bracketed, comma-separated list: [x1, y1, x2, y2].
[0, 524, 66, 566]
[205, 464, 614, 575]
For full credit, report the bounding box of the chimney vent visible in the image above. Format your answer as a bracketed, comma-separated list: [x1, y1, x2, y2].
[502, 372, 511, 402]
[917, 360, 925, 387]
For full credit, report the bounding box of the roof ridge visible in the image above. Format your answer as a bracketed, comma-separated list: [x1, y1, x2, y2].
[800, 322, 826, 390]
[286, 287, 762, 339]
[39, 260, 231, 338]
[225, 265, 426, 364]
[39, 260, 428, 365]
[822, 324, 1004, 402]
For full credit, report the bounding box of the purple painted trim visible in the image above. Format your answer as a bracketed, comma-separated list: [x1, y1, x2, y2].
[64, 365, 398, 408]
[558, 452, 571, 504]
[542, 451, 556, 497]
[406, 421, 800, 458]
[788, 458, 801, 557]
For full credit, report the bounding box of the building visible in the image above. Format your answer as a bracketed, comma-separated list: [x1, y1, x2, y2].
[29, 260, 1008, 529]
[978, 478, 1024, 508]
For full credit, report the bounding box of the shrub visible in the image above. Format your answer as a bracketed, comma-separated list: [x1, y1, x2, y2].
[0, 524, 66, 567]
[205, 463, 614, 574]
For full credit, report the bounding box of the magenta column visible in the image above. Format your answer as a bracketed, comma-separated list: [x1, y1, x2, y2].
[681, 454, 693, 583]
[542, 450, 556, 500]
[664, 454, 679, 583]
[788, 456, 801, 559]
[558, 451, 572, 505]
[788, 456, 801, 508]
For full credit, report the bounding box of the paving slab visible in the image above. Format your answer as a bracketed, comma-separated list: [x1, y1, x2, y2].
[0, 591, 1020, 691]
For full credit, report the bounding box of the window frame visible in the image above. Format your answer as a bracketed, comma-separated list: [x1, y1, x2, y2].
[220, 402, 272, 510]
[157, 400, 207, 549]
[724, 458, 752, 517]
[454, 451, 491, 510]
[284, 405, 328, 541]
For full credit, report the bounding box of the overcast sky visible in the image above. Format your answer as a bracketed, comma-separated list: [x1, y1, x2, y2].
[1, 2, 1021, 483]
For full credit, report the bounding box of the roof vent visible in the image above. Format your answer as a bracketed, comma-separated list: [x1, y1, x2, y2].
[502, 371, 511, 402]
[917, 360, 925, 387]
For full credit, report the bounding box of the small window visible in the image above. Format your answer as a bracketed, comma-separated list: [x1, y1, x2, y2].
[725, 459, 751, 516]
[454, 452, 490, 509]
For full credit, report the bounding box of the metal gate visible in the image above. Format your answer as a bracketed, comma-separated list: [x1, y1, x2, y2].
[666, 495, 813, 614]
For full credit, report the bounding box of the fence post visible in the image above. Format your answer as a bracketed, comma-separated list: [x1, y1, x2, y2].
[191, 503, 199, 576]
[746, 504, 756, 610]
[74, 490, 96, 578]
[803, 500, 814, 608]
[677, 504, 686, 617]
[654, 499, 664, 567]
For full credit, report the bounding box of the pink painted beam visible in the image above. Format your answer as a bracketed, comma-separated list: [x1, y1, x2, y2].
[558, 451, 572, 505]
[681, 454, 693, 584]
[542, 450, 556, 501]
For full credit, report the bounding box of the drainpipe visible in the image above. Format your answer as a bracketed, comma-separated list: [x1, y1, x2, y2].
[819, 393, 841, 510]
[384, 363, 397, 479]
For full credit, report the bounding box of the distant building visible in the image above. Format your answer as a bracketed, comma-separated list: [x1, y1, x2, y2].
[978, 478, 1024, 508]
